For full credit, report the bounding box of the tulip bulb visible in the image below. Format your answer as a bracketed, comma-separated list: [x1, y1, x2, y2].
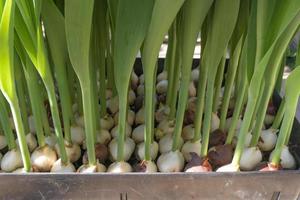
[157, 71, 168, 82]
[135, 107, 145, 125]
[96, 129, 111, 145]
[156, 80, 168, 94]
[45, 134, 57, 148]
[78, 162, 106, 173]
[0, 135, 7, 150]
[114, 110, 135, 126]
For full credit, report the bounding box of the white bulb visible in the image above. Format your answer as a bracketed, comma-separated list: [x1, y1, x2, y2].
[128, 90, 136, 106]
[78, 162, 106, 173]
[111, 123, 132, 138]
[159, 133, 183, 154]
[31, 145, 57, 172]
[137, 84, 145, 96]
[114, 110, 135, 126]
[107, 96, 119, 114]
[96, 129, 111, 145]
[71, 125, 85, 145]
[258, 128, 278, 151]
[269, 145, 296, 169]
[264, 114, 275, 126]
[1, 149, 23, 172]
[45, 134, 57, 148]
[55, 142, 81, 163]
[157, 150, 184, 172]
[191, 68, 199, 82]
[240, 147, 262, 171]
[181, 140, 201, 161]
[155, 119, 174, 140]
[136, 141, 158, 161]
[182, 125, 195, 141]
[132, 124, 145, 143]
[156, 80, 168, 94]
[224, 117, 242, 132]
[135, 107, 145, 125]
[216, 163, 240, 172]
[157, 71, 168, 82]
[109, 137, 135, 161]
[211, 113, 220, 132]
[51, 159, 76, 172]
[107, 161, 132, 173]
[100, 115, 114, 130]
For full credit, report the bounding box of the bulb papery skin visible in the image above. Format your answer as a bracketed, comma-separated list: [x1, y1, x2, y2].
[191, 68, 199, 83]
[96, 129, 111, 145]
[114, 110, 135, 126]
[55, 142, 81, 163]
[269, 145, 296, 169]
[75, 115, 85, 127]
[264, 114, 275, 126]
[71, 125, 85, 145]
[107, 96, 119, 114]
[258, 129, 278, 151]
[50, 159, 76, 172]
[240, 147, 262, 171]
[225, 117, 242, 132]
[28, 115, 36, 133]
[45, 134, 57, 148]
[211, 113, 220, 132]
[31, 145, 57, 172]
[109, 137, 135, 161]
[181, 140, 201, 162]
[100, 115, 114, 131]
[156, 80, 168, 94]
[1, 149, 23, 172]
[155, 119, 174, 140]
[111, 123, 132, 138]
[157, 71, 168, 82]
[188, 82, 197, 97]
[182, 124, 195, 141]
[132, 124, 145, 143]
[216, 163, 240, 172]
[0, 135, 7, 150]
[159, 133, 183, 154]
[157, 150, 184, 172]
[137, 84, 144, 96]
[78, 162, 106, 173]
[107, 161, 132, 173]
[136, 141, 159, 161]
[135, 107, 145, 125]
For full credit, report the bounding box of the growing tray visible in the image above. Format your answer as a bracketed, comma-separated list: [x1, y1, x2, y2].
[0, 59, 299, 200]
